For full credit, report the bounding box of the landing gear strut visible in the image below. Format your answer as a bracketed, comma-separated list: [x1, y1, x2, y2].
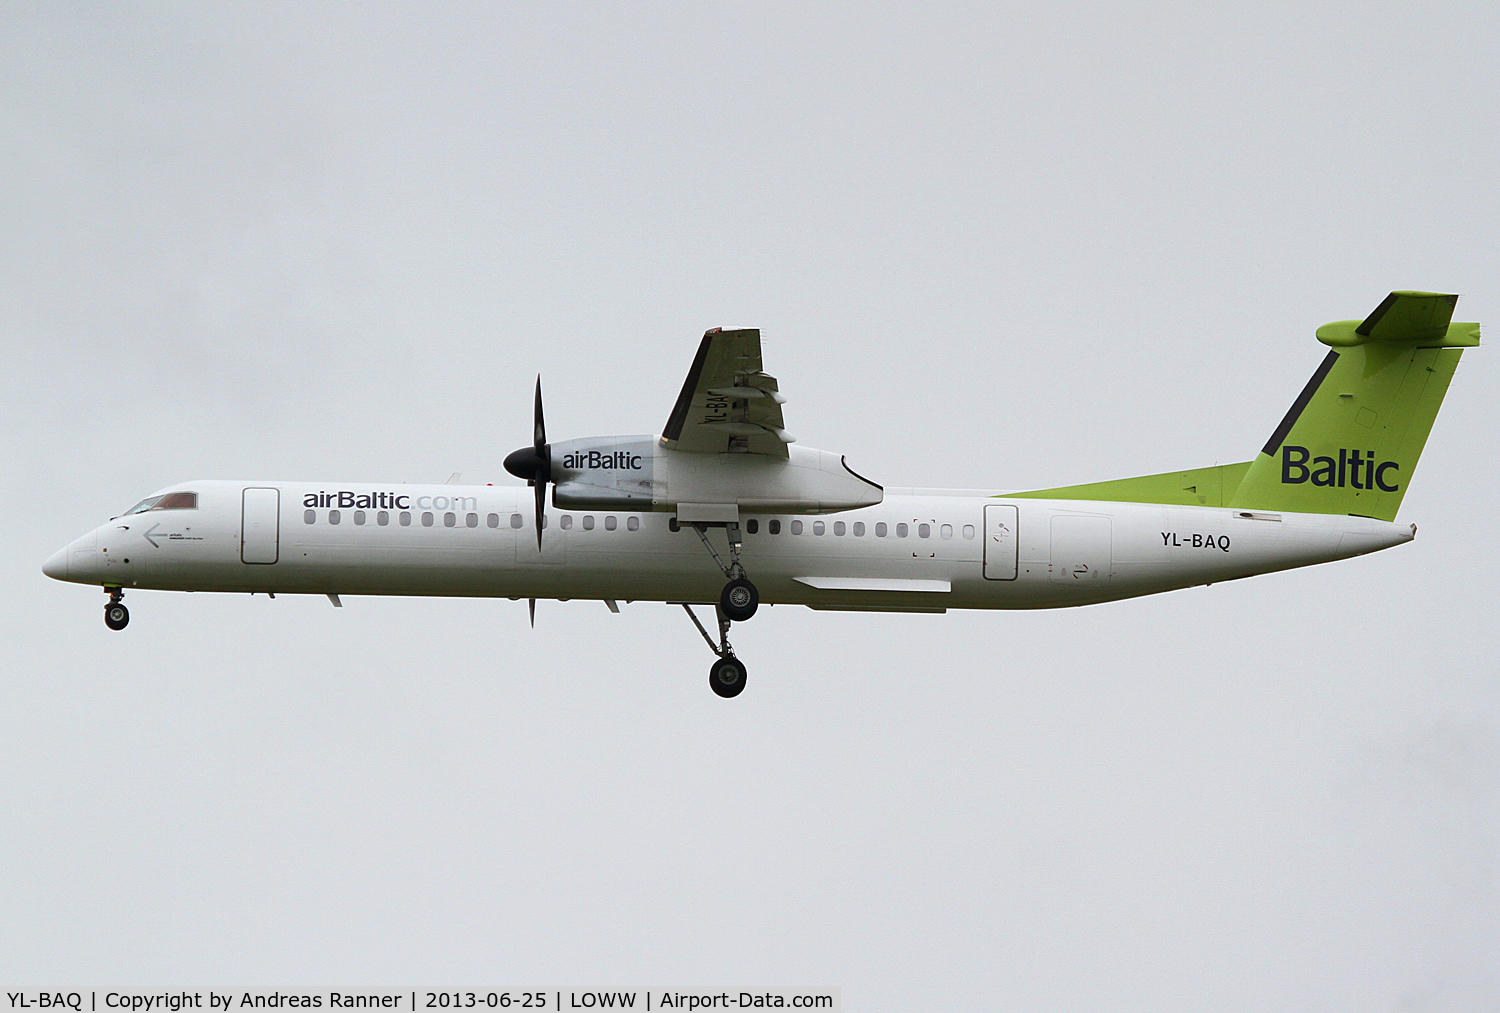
[104, 588, 129, 631]
[690, 522, 759, 622]
[682, 604, 747, 698]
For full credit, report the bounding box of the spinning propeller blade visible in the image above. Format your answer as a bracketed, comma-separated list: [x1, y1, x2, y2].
[502, 375, 551, 552]
[532, 376, 547, 551]
[534, 375, 546, 449]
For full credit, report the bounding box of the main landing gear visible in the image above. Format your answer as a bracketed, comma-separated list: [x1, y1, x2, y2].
[682, 604, 747, 698]
[690, 521, 759, 621]
[104, 587, 129, 631]
[682, 519, 758, 697]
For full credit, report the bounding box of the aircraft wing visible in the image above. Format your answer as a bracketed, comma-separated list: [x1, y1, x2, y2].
[661, 328, 794, 458]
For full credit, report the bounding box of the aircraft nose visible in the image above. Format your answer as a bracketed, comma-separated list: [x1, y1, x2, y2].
[42, 546, 69, 580]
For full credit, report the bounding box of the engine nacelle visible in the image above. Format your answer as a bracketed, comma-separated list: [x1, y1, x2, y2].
[547, 436, 882, 514]
[548, 437, 659, 510]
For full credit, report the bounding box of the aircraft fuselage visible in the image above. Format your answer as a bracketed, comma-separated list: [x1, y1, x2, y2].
[44, 479, 1413, 612]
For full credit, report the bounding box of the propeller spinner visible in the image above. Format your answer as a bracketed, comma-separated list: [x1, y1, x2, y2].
[502, 375, 551, 551]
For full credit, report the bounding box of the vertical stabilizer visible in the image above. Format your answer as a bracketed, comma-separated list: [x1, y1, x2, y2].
[1229, 292, 1478, 521]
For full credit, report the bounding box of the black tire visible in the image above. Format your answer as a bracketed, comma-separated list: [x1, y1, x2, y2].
[709, 656, 747, 698]
[104, 603, 129, 631]
[719, 577, 759, 621]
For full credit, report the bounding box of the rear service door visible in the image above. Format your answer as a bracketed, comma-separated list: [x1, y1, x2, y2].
[1050, 514, 1111, 584]
[241, 487, 280, 564]
[983, 504, 1018, 580]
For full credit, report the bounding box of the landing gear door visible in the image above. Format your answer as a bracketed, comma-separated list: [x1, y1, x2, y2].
[984, 504, 1018, 580]
[241, 487, 280, 564]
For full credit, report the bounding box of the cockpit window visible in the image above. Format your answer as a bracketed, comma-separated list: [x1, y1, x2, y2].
[123, 492, 198, 514]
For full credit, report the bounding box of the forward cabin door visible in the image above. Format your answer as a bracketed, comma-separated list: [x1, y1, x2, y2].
[983, 504, 1019, 580]
[241, 487, 280, 564]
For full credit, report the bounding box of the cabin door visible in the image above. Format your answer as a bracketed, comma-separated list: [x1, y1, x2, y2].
[983, 504, 1019, 580]
[241, 487, 280, 564]
[1050, 513, 1111, 584]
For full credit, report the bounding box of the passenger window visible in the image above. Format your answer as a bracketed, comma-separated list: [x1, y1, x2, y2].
[486, 513, 498, 528]
[963, 524, 975, 539]
[422, 512, 434, 527]
[791, 520, 803, 535]
[853, 522, 864, 536]
[354, 510, 366, 525]
[919, 523, 930, 538]
[813, 520, 825, 535]
[940, 523, 953, 539]
[443, 512, 455, 527]
[304, 510, 316, 525]
[605, 516, 617, 531]
[896, 523, 908, 537]
[668, 517, 679, 532]
[510, 514, 523, 529]
[876, 522, 887, 537]
[627, 516, 639, 531]
[378, 511, 390, 526]
[583, 515, 595, 530]
[400, 511, 412, 526]
[769, 519, 781, 534]
[329, 510, 341, 525]
[466, 513, 479, 528]
[560, 515, 573, 530]
[833, 521, 845, 535]
[746, 519, 759, 534]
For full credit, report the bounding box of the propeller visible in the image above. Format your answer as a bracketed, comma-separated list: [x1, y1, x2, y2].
[503, 375, 551, 551]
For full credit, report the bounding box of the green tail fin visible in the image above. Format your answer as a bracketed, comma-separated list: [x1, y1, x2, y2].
[1229, 291, 1478, 521]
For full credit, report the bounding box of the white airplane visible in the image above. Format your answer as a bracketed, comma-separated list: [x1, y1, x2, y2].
[45, 292, 1478, 697]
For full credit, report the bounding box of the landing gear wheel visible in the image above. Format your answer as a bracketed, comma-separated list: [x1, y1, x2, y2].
[720, 577, 759, 622]
[709, 656, 747, 698]
[104, 603, 130, 631]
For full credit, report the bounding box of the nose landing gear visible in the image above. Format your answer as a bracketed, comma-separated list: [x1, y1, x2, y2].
[104, 588, 129, 631]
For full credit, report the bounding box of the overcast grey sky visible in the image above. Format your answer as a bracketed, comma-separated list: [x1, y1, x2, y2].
[4, 3, 1498, 1009]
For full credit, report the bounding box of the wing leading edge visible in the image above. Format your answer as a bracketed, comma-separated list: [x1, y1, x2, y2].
[661, 328, 793, 458]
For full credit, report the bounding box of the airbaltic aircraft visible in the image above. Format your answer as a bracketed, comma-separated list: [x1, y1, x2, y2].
[45, 291, 1478, 697]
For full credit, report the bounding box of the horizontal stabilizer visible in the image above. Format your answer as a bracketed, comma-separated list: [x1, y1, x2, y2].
[1316, 291, 1479, 348]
